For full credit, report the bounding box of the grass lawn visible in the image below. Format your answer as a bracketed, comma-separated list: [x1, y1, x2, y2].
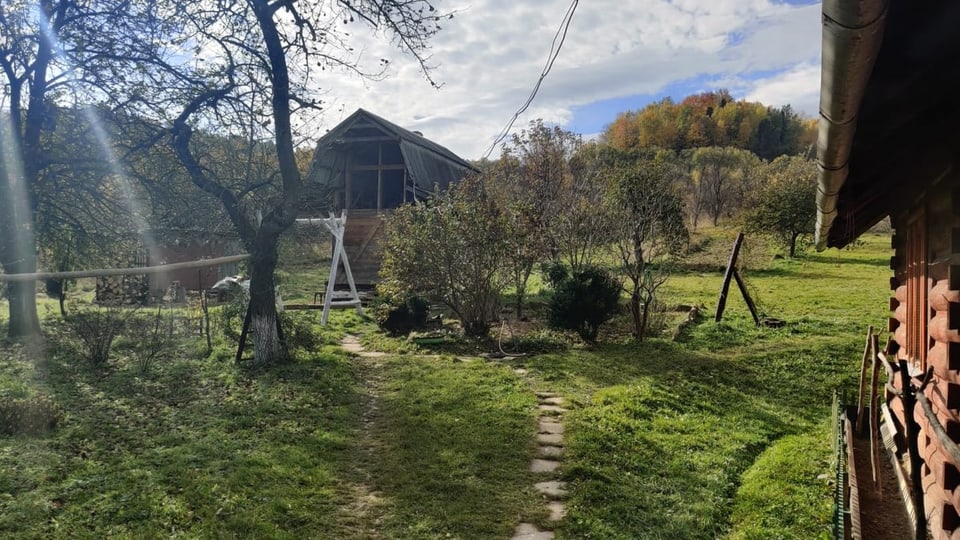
[0, 230, 891, 538]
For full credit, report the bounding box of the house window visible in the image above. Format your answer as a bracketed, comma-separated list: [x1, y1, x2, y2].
[905, 211, 928, 368]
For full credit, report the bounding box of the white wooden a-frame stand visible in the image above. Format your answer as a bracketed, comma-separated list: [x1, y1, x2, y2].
[295, 211, 363, 325]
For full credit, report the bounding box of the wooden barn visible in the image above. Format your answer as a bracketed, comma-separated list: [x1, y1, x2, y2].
[305, 109, 476, 285]
[817, 0, 960, 537]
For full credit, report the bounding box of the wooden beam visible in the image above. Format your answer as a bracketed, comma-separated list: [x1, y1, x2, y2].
[856, 325, 875, 434]
[352, 164, 405, 171]
[0, 254, 249, 282]
[731, 269, 760, 326]
[715, 232, 745, 322]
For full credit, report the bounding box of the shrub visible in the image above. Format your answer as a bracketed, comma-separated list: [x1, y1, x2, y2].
[218, 292, 250, 342]
[64, 303, 133, 367]
[126, 306, 174, 373]
[379, 174, 509, 337]
[279, 312, 322, 352]
[547, 265, 621, 343]
[373, 295, 430, 336]
[0, 395, 63, 436]
[540, 260, 569, 289]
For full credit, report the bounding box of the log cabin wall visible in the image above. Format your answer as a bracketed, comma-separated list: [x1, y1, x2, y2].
[888, 172, 960, 538]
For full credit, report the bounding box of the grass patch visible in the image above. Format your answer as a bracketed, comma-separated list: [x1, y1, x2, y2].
[370, 356, 543, 538]
[0, 230, 892, 538]
[0, 336, 363, 538]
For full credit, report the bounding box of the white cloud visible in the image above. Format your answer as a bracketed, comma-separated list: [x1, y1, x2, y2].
[301, 0, 823, 158]
[744, 62, 821, 116]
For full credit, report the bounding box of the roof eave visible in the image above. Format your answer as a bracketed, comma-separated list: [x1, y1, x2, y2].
[814, 0, 887, 250]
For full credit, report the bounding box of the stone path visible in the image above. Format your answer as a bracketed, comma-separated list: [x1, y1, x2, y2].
[340, 337, 569, 539]
[341, 334, 387, 357]
[510, 386, 569, 540]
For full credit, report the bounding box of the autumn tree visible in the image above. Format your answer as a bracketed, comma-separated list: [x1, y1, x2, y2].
[743, 156, 817, 257]
[601, 91, 810, 159]
[0, 0, 164, 338]
[605, 153, 688, 340]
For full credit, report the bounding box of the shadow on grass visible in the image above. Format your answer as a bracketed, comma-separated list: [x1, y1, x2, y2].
[2, 342, 369, 538]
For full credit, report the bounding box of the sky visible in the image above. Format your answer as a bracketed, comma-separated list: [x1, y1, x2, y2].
[313, 0, 823, 160]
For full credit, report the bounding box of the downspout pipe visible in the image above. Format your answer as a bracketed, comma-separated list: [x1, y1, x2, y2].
[815, 0, 887, 250]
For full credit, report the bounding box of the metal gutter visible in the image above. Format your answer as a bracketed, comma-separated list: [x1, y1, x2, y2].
[815, 0, 888, 250]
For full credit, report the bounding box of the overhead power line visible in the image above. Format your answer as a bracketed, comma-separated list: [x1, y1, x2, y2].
[482, 0, 579, 160]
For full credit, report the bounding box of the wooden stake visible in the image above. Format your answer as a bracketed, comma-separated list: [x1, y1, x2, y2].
[870, 332, 881, 493]
[856, 326, 874, 433]
[732, 269, 760, 326]
[715, 232, 745, 322]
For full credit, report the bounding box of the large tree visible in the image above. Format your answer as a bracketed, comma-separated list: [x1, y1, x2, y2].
[125, 0, 444, 365]
[0, 0, 161, 338]
[743, 156, 817, 257]
[490, 120, 582, 317]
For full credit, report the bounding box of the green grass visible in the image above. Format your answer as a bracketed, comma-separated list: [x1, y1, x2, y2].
[370, 356, 543, 538]
[0, 336, 363, 538]
[0, 230, 892, 538]
[509, 232, 891, 539]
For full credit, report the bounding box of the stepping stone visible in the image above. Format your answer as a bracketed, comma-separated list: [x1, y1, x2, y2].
[535, 480, 568, 499]
[537, 433, 563, 445]
[547, 501, 567, 522]
[540, 396, 566, 406]
[538, 404, 566, 415]
[358, 351, 387, 358]
[535, 391, 558, 398]
[538, 419, 564, 434]
[530, 459, 560, 473]
[511, 523, 555, 540]
[514, 368, 529, 376]
[538, 445, 563, 458]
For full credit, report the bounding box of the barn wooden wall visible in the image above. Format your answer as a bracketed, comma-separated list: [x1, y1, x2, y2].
[889, 173, 960, 538]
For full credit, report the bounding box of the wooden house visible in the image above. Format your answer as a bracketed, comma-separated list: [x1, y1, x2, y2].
[305, 109, 476, 285]
[816, 0, 960, 537]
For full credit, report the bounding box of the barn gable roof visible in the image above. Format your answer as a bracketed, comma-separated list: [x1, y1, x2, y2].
[305, 108, 476, 195]
[815, 0, 960, 249]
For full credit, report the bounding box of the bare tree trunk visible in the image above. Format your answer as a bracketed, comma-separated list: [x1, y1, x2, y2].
[6, 280, 41, 338]
[638, 297, 650, 342]
[0, 201, 41, 339]
[630, 291, 642, 338]
[247, 233, 287, 366]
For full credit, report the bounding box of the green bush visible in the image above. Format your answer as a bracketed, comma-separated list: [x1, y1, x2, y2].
[540, 260, 569, 288]
[547, 265, 621, 342]
[279, 312, 323, 352]
[373, 295, 430, 336]
[0, 395, 63, 436]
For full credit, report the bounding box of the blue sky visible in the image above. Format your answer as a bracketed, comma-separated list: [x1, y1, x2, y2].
[313, 0, 823, 158]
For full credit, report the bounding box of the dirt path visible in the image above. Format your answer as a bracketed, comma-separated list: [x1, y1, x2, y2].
[339, 337, 570, 539]
[337, 335, 390, 539]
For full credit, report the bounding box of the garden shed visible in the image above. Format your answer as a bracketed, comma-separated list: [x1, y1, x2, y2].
[95, 230, 241, 303]
[305, 108, 476, 285]
[817, 0, 960, 537]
